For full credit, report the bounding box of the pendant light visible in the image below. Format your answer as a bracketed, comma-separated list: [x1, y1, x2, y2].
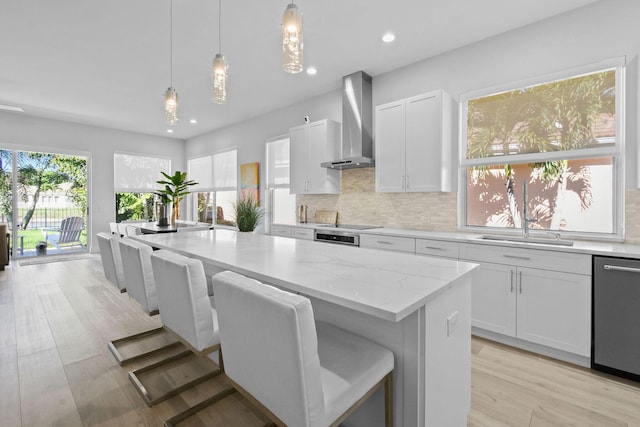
[164, 0, 178, 125]
[282, 2, 303, 74]
[212, 0, 228, 104]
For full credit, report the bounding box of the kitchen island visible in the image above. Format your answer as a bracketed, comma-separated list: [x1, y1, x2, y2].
[133, 229, 477, 427]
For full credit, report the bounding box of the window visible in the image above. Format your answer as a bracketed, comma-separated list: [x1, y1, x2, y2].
[187, 151, 237, 226]
[213, 150, 237, 226]
[188, 156, 214, 223]
[460, 60, 623, 238]
[114, 153, 170, 222]
[266, 137, 296, 229]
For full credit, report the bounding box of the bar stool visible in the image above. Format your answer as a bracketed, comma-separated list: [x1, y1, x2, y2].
[118, 238, 158, 315]
[128, 250, 233, 409]
[125, 225, 142, 236]
[96, 232, 126, 292]
[107, 238, 180, 365]
[213, 270, 394, 427]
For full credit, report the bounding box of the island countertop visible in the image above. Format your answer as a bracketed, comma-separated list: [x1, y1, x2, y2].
[133, 229, 477, 322]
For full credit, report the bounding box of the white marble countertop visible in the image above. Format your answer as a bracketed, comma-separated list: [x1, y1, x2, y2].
[133, 229, 477, 322]
[273, 223, 640, 259]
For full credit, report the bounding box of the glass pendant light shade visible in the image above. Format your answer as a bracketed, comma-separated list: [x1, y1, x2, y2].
[282, 3, 303, 74]
[212, 54, 228, 104]
[164, 87, 178, 125]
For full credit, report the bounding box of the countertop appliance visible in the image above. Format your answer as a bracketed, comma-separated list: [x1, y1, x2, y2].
[297, 205, 308, 223]
[314, 224, 378, 246]
[593, 255, 640, 381]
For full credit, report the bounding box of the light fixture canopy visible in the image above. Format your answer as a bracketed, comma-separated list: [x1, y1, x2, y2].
[212, 0, 228, 104]
[282, 2, 303, 74]
[164, 87, 178, 125]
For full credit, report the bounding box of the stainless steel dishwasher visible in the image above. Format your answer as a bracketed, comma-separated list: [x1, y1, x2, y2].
[593, 255, 640, 381]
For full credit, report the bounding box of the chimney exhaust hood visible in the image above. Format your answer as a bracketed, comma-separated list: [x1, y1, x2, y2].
[321, 71, 374, 170]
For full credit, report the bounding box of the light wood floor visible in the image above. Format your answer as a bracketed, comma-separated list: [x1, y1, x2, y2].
[1, 255, 639, 427]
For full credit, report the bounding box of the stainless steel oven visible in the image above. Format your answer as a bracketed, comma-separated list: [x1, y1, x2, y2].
[313, 225, 378, 247]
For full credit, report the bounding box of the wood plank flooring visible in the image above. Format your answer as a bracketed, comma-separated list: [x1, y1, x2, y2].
[1, 255, 639, 426]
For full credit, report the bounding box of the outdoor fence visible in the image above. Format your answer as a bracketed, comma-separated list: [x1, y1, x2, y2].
[1, 208, 86, 230]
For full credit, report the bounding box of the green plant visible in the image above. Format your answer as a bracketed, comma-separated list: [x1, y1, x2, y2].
[155, 171, 198, 220]
[233, 193, 263, 232]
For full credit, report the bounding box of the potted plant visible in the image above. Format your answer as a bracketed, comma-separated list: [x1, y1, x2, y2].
[35, 241, 47, 256]
[155, 171, 198, 224]
[233, 193, 264, 232]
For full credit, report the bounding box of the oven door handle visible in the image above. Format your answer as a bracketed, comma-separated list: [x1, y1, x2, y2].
[604, 264, 640, 274]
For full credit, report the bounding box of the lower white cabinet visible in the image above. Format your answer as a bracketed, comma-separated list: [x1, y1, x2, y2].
[359, 234, 416, 253]
[271, 225, 314, 240]
[462, 244, 591, 357]
[291, 228, 314, 240]
[271, 225, 292, 238]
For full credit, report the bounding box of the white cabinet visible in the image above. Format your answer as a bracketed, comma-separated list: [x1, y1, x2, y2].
[270, 225, 314, 241]
[290, 119, 341, 194]
[271, 225, 292, 238]
[359, 234, 416, 253]
[291, 228, 314, 240]
[375, 90, 453, 193]
[461, 243, 591, 357]
[415, 238, 459, 259]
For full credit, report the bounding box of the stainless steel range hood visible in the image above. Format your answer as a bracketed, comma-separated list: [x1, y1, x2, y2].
[321, 71, 374, 170]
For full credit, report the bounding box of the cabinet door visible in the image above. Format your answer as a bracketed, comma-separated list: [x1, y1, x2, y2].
[375, 101, 406, 192]
[469, 261, 517, 337]
[289, 125, 308, 194]
[516, 267, 591, 356]
[405, 92, 443, 192]
[307, 121, 340, 194]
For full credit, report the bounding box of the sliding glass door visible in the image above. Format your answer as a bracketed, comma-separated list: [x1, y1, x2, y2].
[0, 149, 88, 258]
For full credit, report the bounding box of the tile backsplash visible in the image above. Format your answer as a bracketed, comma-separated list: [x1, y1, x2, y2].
[298, 168, 640, 244]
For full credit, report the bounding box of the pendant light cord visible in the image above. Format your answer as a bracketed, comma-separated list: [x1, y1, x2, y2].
[170, 0, 173, 86]
[218, 0, 222, 53]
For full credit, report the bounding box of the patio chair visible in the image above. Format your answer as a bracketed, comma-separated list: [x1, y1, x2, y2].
[42, 216, 85, 250]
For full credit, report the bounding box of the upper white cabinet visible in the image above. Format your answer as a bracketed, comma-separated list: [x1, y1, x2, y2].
[290, 119, 341, 194]
[375, 90, 453, 193]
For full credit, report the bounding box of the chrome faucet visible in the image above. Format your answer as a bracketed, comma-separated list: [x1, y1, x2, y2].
[522, 180, 537, 238]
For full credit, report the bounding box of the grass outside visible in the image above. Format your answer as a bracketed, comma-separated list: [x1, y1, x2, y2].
[15, 229, 88, 251]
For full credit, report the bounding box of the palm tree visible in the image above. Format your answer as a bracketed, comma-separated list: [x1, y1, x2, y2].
[466, 69, 615, 230]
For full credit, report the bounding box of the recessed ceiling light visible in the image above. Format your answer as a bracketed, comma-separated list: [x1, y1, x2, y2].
[382, 32, 395, 43]
[167, 129, 174, 134]
[306, 67, 318, 76]
[189, 119, 198, 124]
[0, 104, 24, 112]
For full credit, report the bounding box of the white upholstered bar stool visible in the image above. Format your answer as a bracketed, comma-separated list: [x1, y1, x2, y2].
[129, 249, 232, 408]
[118, 238, 158, 315]
[96, 232, 126, 292]
[124, 224, 142, 236]
[213, 271, 395, 427]
[107, 238, 180, 366]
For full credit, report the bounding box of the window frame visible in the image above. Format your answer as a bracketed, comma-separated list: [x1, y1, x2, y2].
[457, 58, 626, 241]
[265, 135, 296, 232]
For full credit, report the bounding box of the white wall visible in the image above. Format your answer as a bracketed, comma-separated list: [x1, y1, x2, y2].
[372, 0, 639, 187]
[185, 0, 640, 238]
[185, 90, 341, 212]
[0, 112, 185, 252]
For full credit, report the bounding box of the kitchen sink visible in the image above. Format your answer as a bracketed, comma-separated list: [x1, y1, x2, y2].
[477, 235, 574, 247]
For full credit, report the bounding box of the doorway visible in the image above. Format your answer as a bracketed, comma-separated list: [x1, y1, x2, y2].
[0, 149, 88, 259]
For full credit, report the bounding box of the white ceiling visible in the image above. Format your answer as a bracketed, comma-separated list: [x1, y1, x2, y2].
[0, 0, 598, 140]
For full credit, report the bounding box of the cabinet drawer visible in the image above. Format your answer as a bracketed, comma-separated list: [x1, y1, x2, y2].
[360, 234, 416, 253]
[291, 228, 314, 240]
[416, 239, 459, 259]
[459, 243, 590, 275]
[271, 225, 292, 238]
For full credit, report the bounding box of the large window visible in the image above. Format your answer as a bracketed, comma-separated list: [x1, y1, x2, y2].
[266, 137, 296, 229]
[214, 150, 237, 226]
[188, 155, 214, 223]
[114, 153, 170, 222]
[460, 60, 624, 238]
